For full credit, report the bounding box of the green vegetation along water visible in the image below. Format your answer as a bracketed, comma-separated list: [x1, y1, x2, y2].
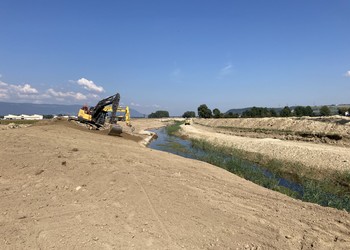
[148, 125, 350, 212]
[149, 127, 303, 196]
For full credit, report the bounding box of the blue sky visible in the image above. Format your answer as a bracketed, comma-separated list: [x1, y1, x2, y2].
[0, 0, 349, 115]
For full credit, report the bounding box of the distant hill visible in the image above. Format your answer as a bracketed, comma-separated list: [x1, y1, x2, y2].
[0, 101, 145, 118]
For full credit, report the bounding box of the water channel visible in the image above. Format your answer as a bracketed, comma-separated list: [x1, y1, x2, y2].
[148, 127, 304, 196]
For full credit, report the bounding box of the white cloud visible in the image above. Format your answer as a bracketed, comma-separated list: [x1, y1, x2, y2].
[0, 93, 8, 98]
[152, 104, 160, 108]
[219, 62, 233, 77]
[88, 93, 101, 99]
[0, 79, 92, 104]
[345, 71, 350, 77]
[11, 83, 38, 94]
[0, 81, 39, 101]
[0, 81, 8, 88]
[131, 102, 141, 107]
[47, 88, 87, 101]
[76, 78, 104, 93]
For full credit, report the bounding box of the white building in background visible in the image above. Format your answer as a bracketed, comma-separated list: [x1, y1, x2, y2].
[4, 114, 43, 120]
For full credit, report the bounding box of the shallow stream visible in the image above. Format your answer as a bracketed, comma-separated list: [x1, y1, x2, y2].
[148, 127, 304, 196]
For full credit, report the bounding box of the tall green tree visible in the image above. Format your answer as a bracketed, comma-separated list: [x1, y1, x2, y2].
[292, 106, 314, 117]
[338, 107, 349, 116]
[148, 110, 170, 118]
[269, 109, 278, 117]
[293, 106, 306, 117]
[280, 106, 292, 117]
[182, 111, 196, 118]
[319, 106, 331, 116]
[304, 106, 314, 116]
[197, 104, 212, 118]
[212, 108, 222, 118]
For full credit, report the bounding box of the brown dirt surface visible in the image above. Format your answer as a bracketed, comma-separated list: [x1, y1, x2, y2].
[194, 116, 350, 146]
[1, 119, 350, 249]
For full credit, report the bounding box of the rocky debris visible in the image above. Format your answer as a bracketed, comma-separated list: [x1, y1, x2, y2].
[0, 123, 31, 130]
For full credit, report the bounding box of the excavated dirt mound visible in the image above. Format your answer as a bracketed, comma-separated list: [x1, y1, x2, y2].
[194, 116, 350, 146]
[1, 120, 350, 249]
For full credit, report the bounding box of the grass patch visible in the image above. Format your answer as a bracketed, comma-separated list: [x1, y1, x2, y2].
[157, 141, 190, 154]
[190, 138, 350, 211]
[165, 121, 183, 136]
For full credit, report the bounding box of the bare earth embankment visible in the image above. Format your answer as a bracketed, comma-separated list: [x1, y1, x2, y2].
[186, 117, 350, 173]
[1, 119, 350, 249]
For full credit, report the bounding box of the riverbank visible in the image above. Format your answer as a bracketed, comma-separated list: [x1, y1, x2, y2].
[180, 122, 350, 174]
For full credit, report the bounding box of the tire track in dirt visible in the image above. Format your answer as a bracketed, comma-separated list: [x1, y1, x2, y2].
[132, 173, 175, 246]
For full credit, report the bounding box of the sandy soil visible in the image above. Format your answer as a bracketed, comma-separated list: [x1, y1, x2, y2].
[194, 117, 350, 146]
[1, 119, 350, 249]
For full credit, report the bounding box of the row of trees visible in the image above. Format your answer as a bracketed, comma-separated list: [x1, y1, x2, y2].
[243, 106, 332, 117]
[195, 104, 239, 118]
[150, 104, 341, 119]
[181, 104, 334, 119]
[148, 110, 169, 118]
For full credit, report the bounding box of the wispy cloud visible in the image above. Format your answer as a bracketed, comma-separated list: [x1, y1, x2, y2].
[12, 83, 38, 94]
[47, 88, 87, 100]
[345, 70, 350, 77]
[0, 81, 8, 87]
[0, 81, 39, 98]
[0, 78, 100, 104]
[218, 62, 233, 78]
[88, 93, 101, 99]
[171, 68, 181, 77]
[130, 102, 141, 107]
[130, 102, 161, 109]
[170, 62, 184, 83]
[74, 77, 105, 93]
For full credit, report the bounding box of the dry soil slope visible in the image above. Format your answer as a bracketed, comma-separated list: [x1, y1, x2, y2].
[0, 121, 350, 249]
[194, 117, 350, 136]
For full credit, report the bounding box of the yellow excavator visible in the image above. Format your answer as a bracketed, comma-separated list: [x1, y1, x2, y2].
[71, 93, 131, 136]
[103, 105, 131, 127]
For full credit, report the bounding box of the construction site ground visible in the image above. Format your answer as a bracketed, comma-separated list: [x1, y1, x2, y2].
[1, 118, 350, 249]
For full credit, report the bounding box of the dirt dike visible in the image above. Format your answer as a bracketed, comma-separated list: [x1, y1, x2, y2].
[193, 117, 350, 146]
[180, 122, 350, 173]
[1, 120, 350, 249]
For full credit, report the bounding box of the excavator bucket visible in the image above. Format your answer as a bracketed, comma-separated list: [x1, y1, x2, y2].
[108, 124, 123, 136]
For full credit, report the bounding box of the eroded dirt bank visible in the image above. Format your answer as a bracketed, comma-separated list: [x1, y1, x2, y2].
[1, 120, 350, 249]
[193, 116, 350, 146]
[180, 123, 350, 173]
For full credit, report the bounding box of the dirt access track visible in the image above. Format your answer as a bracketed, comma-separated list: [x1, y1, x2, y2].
[1, 119, 350, 249]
